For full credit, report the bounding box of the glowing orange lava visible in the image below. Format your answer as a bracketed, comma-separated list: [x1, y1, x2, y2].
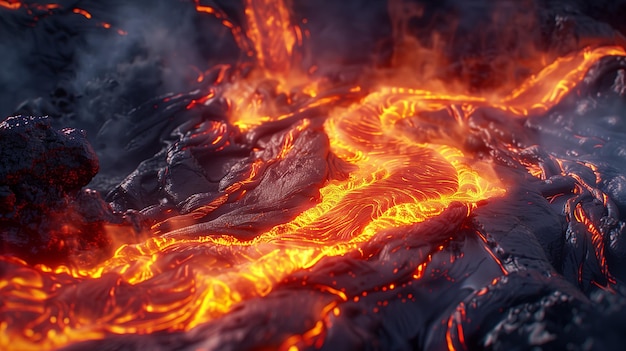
[0, 0, 21, 10]
[1, 0, 625, 350]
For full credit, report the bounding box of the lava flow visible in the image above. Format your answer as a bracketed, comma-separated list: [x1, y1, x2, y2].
[2, 0, 626, 350]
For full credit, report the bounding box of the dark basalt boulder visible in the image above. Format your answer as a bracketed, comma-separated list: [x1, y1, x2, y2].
[0, 115, 130, 265]
[0, 115, 98, 191]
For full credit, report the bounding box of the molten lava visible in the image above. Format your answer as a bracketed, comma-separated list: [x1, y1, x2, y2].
[1, 0, 626, 350]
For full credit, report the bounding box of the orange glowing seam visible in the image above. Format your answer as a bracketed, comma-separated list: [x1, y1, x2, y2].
[195, 5, 215, 15]
[0, 0, 21, 10]
[573, 204, 613, 284]
[72, 8, 91, 19]
[1, 1, 59, 11]
[185, 90, 215, 110]
[476, 230, 508, 275]
[279, 300, 337, 351]
[195, 0, 260, 54]
[32, 3, 59, 11]
[446, 313, 457, 351]
[497, 46, 626, 116]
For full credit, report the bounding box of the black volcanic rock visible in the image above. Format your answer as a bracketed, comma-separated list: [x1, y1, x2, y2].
[0, 115, 129, 265]
[0, 115, 98, 191]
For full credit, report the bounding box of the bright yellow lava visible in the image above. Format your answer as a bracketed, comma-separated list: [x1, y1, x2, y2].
[1, 0, 625, 349]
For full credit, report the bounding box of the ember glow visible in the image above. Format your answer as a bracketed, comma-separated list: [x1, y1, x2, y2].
[2, 0, 626, 350]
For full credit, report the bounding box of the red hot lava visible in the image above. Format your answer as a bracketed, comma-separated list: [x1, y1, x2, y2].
[2, 0, 626, 350]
